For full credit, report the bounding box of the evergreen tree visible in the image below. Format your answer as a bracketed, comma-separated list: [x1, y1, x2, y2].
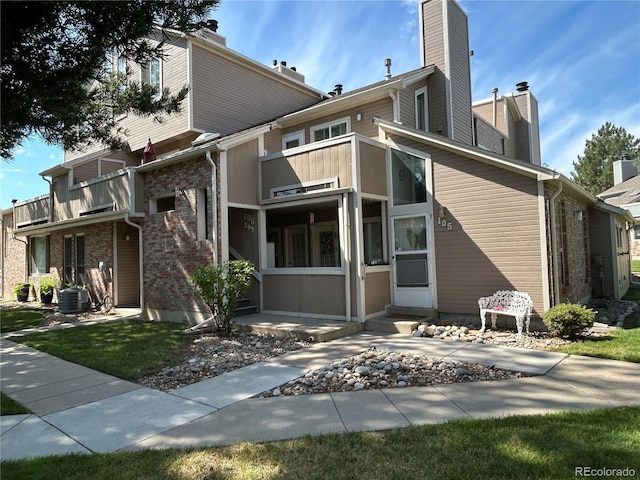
[1, 1, 219, 160]
[571, 122, 638, 195]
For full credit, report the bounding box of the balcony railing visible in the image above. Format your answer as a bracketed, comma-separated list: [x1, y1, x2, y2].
[14, 168, 143, 228]
[14, 194, 50, 228]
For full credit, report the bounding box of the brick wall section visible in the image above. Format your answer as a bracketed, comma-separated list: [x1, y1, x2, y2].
[1, 212, 28, 299]
[142, 156, 216, 316]
[545, 185, 592, 304]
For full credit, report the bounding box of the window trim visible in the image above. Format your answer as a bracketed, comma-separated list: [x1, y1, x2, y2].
[150, 193, 177, 214]
[29, 235, 50, 275]
[415, 86, 428, 132]
[141, 56, 162, 98]
[282, 130, 305, 150]
[311, 117, 350, 142]
[270, 177, 339, 199]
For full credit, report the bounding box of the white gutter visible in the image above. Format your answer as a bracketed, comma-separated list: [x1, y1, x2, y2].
[124, 212, 144, 315]
[548, 180, 563, 306]
[205, 150, 218, 267]
[388, 88, 401, 123]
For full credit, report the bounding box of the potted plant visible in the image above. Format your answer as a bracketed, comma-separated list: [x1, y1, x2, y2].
[38, 276, 58, 304]
[12, 283, 31, 302]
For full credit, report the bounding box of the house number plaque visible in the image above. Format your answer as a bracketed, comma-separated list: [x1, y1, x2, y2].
[437, 217, 453, 230]
[243, 213, 255, 232]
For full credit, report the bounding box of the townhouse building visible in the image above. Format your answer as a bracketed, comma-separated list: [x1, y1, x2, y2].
[2, 0, 632, 326]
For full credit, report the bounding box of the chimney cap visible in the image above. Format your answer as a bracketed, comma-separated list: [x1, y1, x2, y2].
[516, 81, 529, 92]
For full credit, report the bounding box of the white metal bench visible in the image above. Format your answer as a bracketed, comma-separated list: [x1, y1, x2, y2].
[478, 290, 533, 338]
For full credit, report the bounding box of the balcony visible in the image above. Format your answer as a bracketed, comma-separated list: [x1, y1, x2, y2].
[13, 168, 144, 231]
[14, 194, 50, 228]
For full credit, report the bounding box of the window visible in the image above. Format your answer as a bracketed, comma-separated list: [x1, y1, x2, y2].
[63, 236, 73, 285]
[312, 118, 349, 142]
[151, 194, 176, 214]
[142, 57, 161, 97]
[363, 200, 386, 266]
[197, 187, 209, 240]
[391, 149, 427, 206]
[415, 87, 428, 131]
[266, 204, 341, 268]
[30, 236, 49, 274]
[282, 130, 305, 150]
[76, 235, 85, 285]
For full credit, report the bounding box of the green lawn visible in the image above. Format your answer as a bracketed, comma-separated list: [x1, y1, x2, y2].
[0, 308, 47, 333]
[631, 260, 640, 273]
[11, 321, 193, 380]
[1, 392, 30, 415]
[2, 406, 639, 480]
[552, 327, 640, 363]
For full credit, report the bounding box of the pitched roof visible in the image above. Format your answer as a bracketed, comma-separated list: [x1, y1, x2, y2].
[599, 175, 640, 206]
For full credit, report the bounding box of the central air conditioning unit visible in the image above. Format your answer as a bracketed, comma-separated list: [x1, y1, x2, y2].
[58, 287, 90, 313]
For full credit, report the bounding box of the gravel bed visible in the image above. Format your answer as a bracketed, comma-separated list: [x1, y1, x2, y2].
[256, 348, 523, 398]
[138, 332, 311, 392]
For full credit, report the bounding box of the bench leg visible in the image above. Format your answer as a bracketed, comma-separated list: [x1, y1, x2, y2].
[491, 313, 497, 330]
[516, 315, 524, 339]
[480, 311, 487, 332]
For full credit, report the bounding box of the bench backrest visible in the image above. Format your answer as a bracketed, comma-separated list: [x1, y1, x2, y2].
[479, 290, 532, 314]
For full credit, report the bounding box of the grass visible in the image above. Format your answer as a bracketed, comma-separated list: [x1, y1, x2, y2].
[0, 308, 47, 333]
[552, 328, 640, 363]
[11, 321, 193, 380]
[0, 392, 30, 416]
[631, 259, 640, 273]
[2, 406, 639, 480]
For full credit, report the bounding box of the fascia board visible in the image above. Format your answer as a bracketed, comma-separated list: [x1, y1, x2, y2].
[375, 117, 552, 180]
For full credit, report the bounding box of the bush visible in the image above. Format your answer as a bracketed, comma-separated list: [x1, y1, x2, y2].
[543, 303, 595, 338]
[12, 282, 31, 298]
[190, 260, 254, 336]
[38, 276, 58, 295]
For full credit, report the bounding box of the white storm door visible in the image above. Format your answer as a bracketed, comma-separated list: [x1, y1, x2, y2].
[391, 214, 432, 308]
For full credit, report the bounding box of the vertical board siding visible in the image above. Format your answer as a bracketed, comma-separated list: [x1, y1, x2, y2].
[116, 222, 140, 306]
[359, 141, 387, 196]
[228, 139, 259, 205]
[263, 274, 346, 316]
[191, 45, 321, 136]
[422, 0, 448, 137]
[365, 270, 391, 314]
[261, 141, 353, 200]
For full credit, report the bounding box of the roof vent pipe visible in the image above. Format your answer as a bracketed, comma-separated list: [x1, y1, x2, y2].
[492, 87, 498, 127]
[516, 81, 529, 92]
[206, 19, 218, 32]
[385, 58, 392, 80]
[281, 60, 287, 67]
[334, 84, 343, 95]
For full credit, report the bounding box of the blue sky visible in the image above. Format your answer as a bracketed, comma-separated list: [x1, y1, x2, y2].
[2, 0, 639, 209]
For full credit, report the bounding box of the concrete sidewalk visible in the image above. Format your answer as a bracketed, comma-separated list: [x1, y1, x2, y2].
[2, 333, 639, 461]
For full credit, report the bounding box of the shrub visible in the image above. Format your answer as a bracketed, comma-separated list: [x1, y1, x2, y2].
[543, 303, 595, 338]
[12, 282, 31, 297]
[190, 260, 254, 336]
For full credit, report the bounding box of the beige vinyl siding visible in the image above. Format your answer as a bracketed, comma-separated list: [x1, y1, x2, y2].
[227, 139, 259, 205]
[365, 270, 391, 314]
[359, 141, 387, 196]
[422, 0, 448, 137]
[264, 128, 282, 155]
[116, 222, 140, 306]
[589, 208, 614, 297]
[191, 45, 320, 137]
[398, 80, 427, 127]
[514, 92, 541, 165]
[447, 1, 473, 145]
[262, 274, 346, 316]
[473, 99, 506, 134]
[282, 98, 393, 145]
[474, 114, 506, 153]
[261, 140, 353, 200]
[73, 160, 99, 183]
[431, 150, 544, 315]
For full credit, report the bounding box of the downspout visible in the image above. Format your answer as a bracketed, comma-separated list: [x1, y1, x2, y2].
[205, 150, 218, 267]
[548, 180, 563, 306]
[388, 88, 400, 123]
[40, 175, 54, 222]
[124, 212, 144, 315]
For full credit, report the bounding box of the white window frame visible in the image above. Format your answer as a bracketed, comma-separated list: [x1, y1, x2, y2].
[141, 56, 162, 98]
[270, 177, 338, 199]
[282, 130, 305, 150]
[415, 86, 428, 132]
[311, 117, 351, 142]
[30, 235, 50, 275]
